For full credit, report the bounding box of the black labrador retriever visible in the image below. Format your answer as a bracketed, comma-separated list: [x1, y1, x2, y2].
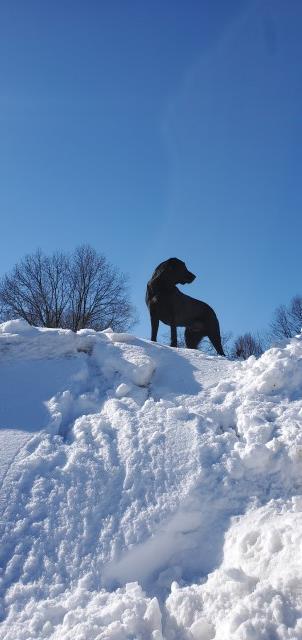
[146, 258, 225, 356]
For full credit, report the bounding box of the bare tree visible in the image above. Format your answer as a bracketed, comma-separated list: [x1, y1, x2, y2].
[67, 245, 135, 331]
[231, 332, 263, 359]
[270, 295, 302, 341]
[0, 246, 136, 332]
[0, 250, 69, 327]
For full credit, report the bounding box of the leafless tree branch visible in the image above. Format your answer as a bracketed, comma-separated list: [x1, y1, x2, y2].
[0, 245, 137, 332]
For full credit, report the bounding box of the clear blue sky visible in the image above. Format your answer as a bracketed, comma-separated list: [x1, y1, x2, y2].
[1, 0, 301, 342]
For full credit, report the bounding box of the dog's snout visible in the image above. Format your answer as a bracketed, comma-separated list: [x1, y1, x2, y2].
[187, 271, 196, 283]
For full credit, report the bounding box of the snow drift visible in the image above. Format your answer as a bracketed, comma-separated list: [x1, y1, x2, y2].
[0, 319, 302, 639]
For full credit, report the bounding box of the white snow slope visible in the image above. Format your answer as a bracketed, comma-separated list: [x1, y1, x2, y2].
[0, 319, 302, 640]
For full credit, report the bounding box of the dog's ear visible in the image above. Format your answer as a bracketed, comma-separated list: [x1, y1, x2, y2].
[150, 260, 170, 293]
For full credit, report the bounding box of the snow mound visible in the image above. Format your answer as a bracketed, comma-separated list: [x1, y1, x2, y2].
[167, 498, 302, 639]
[0, 322, 301, 639]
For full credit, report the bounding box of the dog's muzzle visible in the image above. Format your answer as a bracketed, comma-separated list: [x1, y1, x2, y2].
[186, 271, 196, 283]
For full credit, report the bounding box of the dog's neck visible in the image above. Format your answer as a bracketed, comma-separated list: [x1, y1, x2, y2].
[149, 280, 177, 295]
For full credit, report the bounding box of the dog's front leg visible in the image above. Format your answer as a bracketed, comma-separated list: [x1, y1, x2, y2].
[168, 299, 177, 347]
[150, 311, 159, 342]
[170, 324, 177, 348]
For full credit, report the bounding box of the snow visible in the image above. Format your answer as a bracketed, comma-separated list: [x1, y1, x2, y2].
[0, 321, 302, 639]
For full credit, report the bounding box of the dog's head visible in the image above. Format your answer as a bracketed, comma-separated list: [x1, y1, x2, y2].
[152, 258, 196, 286]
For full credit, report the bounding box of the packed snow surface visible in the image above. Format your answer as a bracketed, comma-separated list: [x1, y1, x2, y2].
[0, 319, 302, 639]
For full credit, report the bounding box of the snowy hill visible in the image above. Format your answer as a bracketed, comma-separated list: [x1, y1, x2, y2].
[0, 319, 302, 640]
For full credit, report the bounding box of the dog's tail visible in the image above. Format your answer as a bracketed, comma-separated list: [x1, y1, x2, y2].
[207, 313, 225, 356]
[208, 332, 225, 356]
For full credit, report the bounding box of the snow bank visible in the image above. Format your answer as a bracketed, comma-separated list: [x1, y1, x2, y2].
[167, 498, 302, 639]
[0, 322, 301, 639]
[3, 580, 163, 640]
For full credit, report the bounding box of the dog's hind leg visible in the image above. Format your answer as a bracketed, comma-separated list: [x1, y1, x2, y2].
[184, 327, 204, 349]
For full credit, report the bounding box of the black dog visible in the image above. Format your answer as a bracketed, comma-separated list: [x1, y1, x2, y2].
[146, 258, 225, 356]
